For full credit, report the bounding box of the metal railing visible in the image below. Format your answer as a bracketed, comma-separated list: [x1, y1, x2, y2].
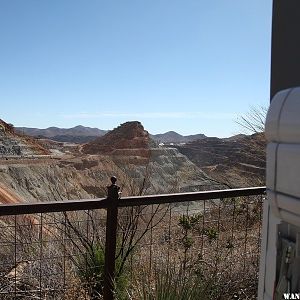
[0, 182, 265, 299]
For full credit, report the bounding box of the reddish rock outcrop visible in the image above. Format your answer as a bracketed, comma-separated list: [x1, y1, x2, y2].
[0, 119, 50, 155]
[82, 121, 153, 156]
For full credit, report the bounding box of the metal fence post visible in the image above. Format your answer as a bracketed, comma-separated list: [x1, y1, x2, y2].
[103, 176, 120, 300]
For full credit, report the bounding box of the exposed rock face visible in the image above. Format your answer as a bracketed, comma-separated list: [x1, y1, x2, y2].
[82, 121, 155, 156]
[0, 119, 49, 156]
[0, 183, 22, 204]
[0, 120, 14, 134]
[0, 120, 221, 204]
[174, 133, 266, 187]
[0, 157, 110, 203]
[0, 148, 219, 204]
[2, 119, 260, 206]
[112, 148, 219, 194]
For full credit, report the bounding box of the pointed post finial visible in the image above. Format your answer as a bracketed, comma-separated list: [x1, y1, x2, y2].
[107, 176, 120, 200]
[110, 176, 117, 185]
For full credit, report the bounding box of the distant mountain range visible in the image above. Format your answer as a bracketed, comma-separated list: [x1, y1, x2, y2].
[150, 131, 206, 143]
[16, 125, 108, 144]
[16, 126, 207, 144]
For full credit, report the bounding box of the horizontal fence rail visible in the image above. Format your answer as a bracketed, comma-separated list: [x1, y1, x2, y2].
[0, 185, 266, 300]
[0, 186, 266, 215]
[117, 186, 266, 207]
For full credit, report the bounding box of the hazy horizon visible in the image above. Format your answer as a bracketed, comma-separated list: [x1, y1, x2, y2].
[15, 121, 250, 138]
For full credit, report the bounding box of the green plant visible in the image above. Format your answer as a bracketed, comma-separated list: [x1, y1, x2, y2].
[203, 228, 218, 243]
[178, 213, 202, 270]
[76, 243, 128, 299]
[182, 235, 194, 250]
[179, 214, 202, 231]
[76, 244, 104, 298]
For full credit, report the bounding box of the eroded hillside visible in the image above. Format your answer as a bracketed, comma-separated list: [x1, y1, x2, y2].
[0, 121, 219, 204]
[175, 133, 266, 187]
[82, 121, 156, 155]
[0, 119, 49, 156]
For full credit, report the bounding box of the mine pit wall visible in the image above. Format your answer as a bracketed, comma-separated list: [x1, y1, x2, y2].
[0, 147, 219, 204]
[0, 184, 22, 204]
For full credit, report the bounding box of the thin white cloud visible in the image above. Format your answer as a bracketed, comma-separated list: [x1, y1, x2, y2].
[61, 111, 238, 120]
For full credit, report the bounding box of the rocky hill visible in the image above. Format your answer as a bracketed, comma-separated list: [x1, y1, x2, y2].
[0, 119, 49, 156]
[174, 133, 266, 187]
[0, 118, 264, 205]
[82, 121, 156, 156]
[0, 120, 220, 204]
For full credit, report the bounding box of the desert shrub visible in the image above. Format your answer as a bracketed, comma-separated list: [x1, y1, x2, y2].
[135, 262, 221, 300]
[75, 243, 129, 299]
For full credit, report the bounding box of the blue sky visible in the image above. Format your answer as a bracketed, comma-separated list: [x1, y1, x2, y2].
[0, 1, 272, 137]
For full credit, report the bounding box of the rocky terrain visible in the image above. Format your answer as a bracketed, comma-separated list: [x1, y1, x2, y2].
[0, 148, 217, 204]
[82, 121, 156, 156]
[0, 119, 49, 156]
[0, 120, 220, 205]
[175, 133, 266, 187]
[0, 118, 266, 206]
